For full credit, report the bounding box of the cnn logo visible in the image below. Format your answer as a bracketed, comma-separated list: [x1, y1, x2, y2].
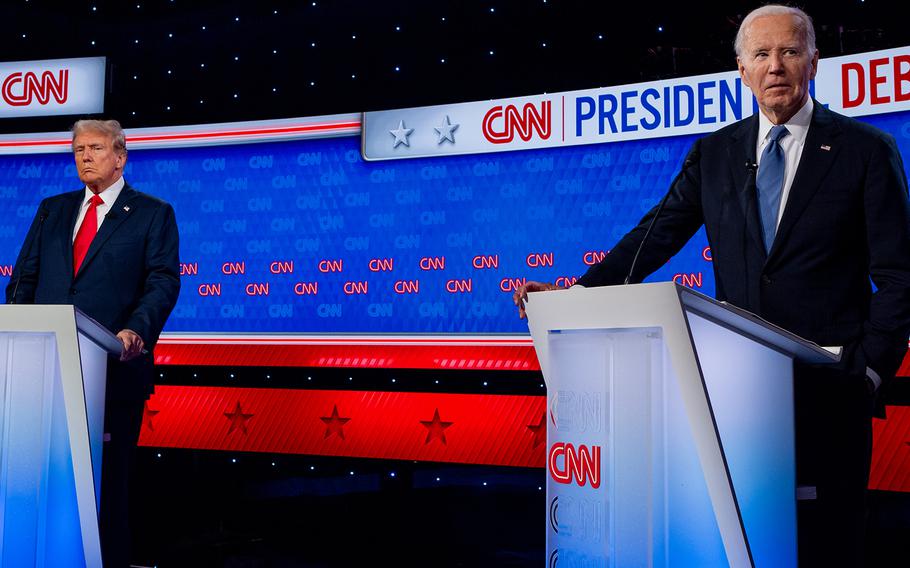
[548, 442, 602, 489]
[482, 101, 551, 144]
[2, 70, 68, 106]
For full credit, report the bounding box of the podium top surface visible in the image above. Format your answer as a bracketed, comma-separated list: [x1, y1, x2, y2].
[0, 304, 122, 356]
[525, 282, 839, 365]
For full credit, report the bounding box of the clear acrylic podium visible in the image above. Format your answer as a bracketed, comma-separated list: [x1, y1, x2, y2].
[0, 305, 121, 568]
[525, 282, 839, 568]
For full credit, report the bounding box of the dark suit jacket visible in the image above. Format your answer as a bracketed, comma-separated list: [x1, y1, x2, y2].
[6, 182, 180, 399]
[578, 102, 910, 388]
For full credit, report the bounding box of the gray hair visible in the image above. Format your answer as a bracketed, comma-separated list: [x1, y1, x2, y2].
[71, 119, 127, 154]
[734, 5, 816, 57]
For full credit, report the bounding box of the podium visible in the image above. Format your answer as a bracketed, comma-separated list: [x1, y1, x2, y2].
[525, 282, 839, 568]
[0, 305, 121, 568]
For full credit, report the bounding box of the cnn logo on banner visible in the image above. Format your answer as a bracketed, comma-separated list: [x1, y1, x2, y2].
[548, 442, 602, 489]
[482, 101, 551, 144]
[2, 70, 68, 106]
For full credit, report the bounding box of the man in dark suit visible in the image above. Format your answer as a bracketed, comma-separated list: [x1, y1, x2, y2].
[515, 5, 910, 566]
[6, 119, 180, 566]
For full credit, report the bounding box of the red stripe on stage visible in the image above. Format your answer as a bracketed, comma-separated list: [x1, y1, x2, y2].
[138, 386, 547, 468]
[154, 343, 541, 371]
[871, 406, 910, 492]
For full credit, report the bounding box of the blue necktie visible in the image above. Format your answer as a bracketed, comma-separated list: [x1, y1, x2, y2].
[756, 125, 790, 253]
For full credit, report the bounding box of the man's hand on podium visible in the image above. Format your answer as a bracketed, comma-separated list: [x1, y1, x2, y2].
[116, 329, 145, 361]
[513, 281, 562, 319]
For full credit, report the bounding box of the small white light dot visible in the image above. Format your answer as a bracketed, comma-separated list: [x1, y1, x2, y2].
[202, 25, 206, 30]
[483, 482, 488, 486]
[92, 6, 96, 11]
[390, 472, 396, 477]
[348, 376, 353, 380]
[395, 26, 400, 31]
[266, 375, 270, 379]
[199, 99, 203, 104]
[309, 81, 315, 86]
[233, 93, 238, 98]
[542, 42, 547, 47]
[436, 477, 440, 481]
[230, 373, 234, 378]
[440, 58, 446, 63]
[193, 373, 198, 378]
[658, 26, 663, 32]
[232, 458, 237, 463]
[200, 63, 205, 68]
[308, 376, 312, 380]
[235, 17, 240, 22]
[166, 106, 171, 110]
[272, 49, 277, 54]
[91, 40, 96, 45]
[168, 33, 173, 38]
[310, 465, 315, 470]
[273, 10, 278, 14]
[131, 111, 136, 115]
[538, 486, 543, 490]
[490, 7, 495, 12]
[234, 56, 239, 61]
[441, 17, 446, 21]
[435, 380, 439, 384]
[167, 70, 172, 74]
[349, 471, 354, 476]
[352, 34, 356, 39]
[489, 50, 494, 55]
[483, 381, 488, 386]
[272, 462, 276, 466]
[157, 453, 162, 458]
[272, 87, 277, 92]
[133, 75, 138, 79]
[136, 3, 140, 7]
[394, 66, 400, 71]
[311, 42, 316, 47]
[351, 74, 356, 79]
[21, 33, 26, 38]
[597, 34, 603, 39]
[159, 373, 164, 377]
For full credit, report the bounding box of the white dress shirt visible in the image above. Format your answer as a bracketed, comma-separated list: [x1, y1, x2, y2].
[755, 98, 813, 229]
[72, 176, 125, 242]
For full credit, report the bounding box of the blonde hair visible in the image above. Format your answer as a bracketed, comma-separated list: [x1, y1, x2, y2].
[71, 119, 127, 154]
[734, 5, 816, 56]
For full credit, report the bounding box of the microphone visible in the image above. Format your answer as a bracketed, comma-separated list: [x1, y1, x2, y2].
[623, 150, 701, 285]
[9, 209, 48, 304]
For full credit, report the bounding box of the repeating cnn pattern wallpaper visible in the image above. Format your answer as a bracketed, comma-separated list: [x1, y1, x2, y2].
[1, 110, 908, 335]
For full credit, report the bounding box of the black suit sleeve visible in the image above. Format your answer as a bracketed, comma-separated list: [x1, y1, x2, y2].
[577, 141, 705, 287]
[858, 133, 910, 381]
[123, 202, 180, 347]
[5, 199, 50, 304]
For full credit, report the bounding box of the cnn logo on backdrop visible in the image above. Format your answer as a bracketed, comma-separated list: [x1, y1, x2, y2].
[481, 100, 552, 144]
[1, 69, 68, 106]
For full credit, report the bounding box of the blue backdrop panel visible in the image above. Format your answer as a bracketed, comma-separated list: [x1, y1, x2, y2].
[1, 110, 907, 334]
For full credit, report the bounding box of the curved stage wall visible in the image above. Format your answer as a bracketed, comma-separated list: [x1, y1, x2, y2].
[0, 46, 908, 491]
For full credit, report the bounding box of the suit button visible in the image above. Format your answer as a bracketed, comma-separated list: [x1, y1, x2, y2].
[761, 275, 772, 285]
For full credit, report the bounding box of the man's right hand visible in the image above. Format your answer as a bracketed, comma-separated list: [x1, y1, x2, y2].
[513, 281, 562, 319]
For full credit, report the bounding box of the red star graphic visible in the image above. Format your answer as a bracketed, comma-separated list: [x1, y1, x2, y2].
[320, 404, 351, 440]
[224, 401, 254, 435]
[420, 408, 454, 445]
[142, 400, 160, 431]
[527, 412, 547, 448]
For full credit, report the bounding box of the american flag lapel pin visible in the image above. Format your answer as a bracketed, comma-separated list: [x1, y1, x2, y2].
[820, 144, 831, 151]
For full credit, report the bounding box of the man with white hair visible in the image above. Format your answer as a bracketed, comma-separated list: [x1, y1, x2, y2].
[515, 5, 910, 565]
[7, 119, 180, 566]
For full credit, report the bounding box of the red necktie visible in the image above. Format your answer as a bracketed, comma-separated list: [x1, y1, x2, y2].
[73, 194, 104, 275]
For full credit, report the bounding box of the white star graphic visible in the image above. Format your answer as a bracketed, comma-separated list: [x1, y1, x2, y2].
[434, 115, 459, 145]
[389, 120, 414, 148]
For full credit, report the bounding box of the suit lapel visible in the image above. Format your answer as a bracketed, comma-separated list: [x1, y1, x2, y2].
[60, 191, 83, 273]
[767, 103, 842, 262]
[728, 115, 766, 257]
[73, 185, 139, 280]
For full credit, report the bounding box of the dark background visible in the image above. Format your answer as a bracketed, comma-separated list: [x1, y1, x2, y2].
[2, 0, 909, 133]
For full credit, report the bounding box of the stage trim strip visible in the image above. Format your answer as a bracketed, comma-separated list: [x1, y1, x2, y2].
[138, 386, 547, 468]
